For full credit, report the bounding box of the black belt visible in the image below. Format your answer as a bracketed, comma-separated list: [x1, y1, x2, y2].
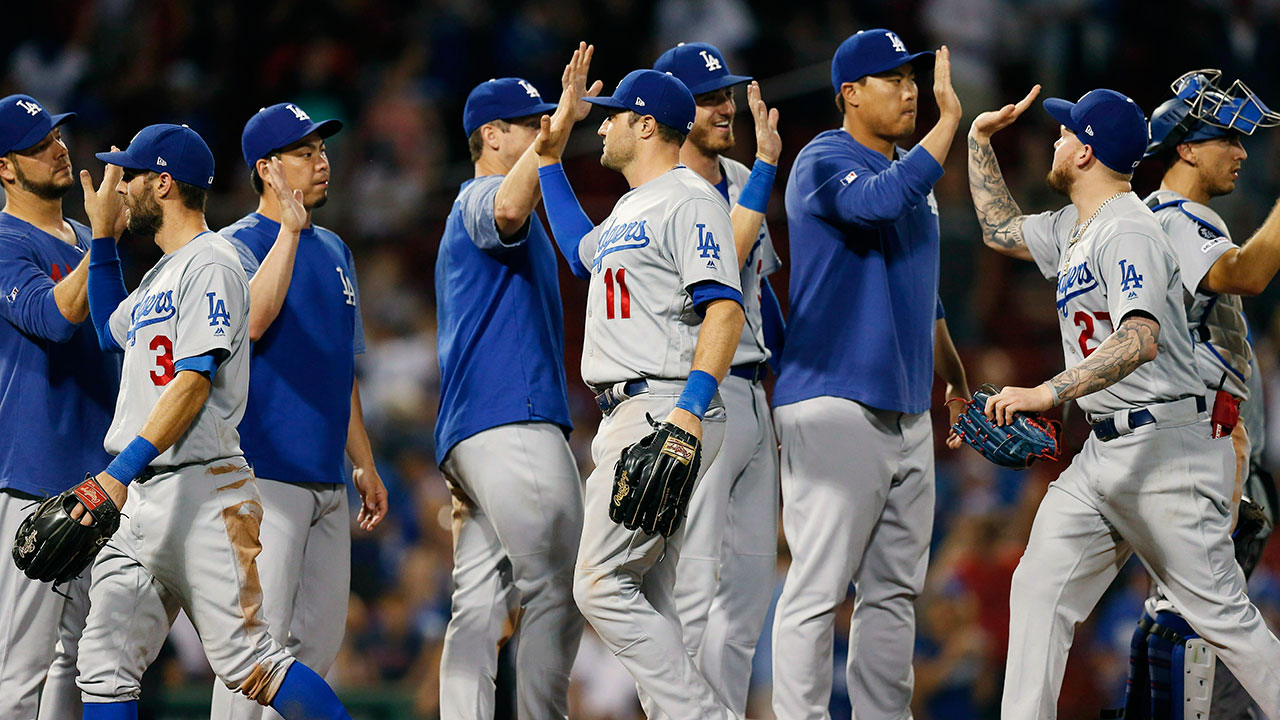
[728, 361, 768, 384]
[594, 380, 649, 415]
[135, 460, 209, 483]
[1091, 396, 1206, 442]
[1, 487, 43, 501]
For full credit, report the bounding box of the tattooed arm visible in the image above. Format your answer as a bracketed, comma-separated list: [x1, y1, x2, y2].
[967, 85, 1042, 261]
[982, 313, 1160, 425]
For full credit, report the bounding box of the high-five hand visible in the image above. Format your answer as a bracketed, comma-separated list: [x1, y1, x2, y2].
[971, 85, 1042, 140]
[934, 45, 962, 122]
[535, 42, 604, 162]
[747, 81, 781, 165]
[79, 151, 125, 239]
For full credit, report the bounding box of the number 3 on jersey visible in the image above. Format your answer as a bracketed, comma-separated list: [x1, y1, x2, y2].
[603, 267, 631, 319]
[150, 335, 174, 385]
[1074, 310, 1112, 357]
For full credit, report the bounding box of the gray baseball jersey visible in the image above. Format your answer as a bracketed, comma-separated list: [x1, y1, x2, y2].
[1022, 193, 1202, 414]
[103, 231, 249, 464]
[719, 158, 781, 366]
[1145, 189, 1251, 399]
[577, 167, 741, 386]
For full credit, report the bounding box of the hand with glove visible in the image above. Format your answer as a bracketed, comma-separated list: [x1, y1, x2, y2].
[610, 414, 703, 537]
[12, 474, 121, 584]
[948, 383, 1061, 470]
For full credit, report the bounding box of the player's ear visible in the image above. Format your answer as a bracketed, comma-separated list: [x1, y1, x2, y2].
[482, 124, 503, 152]
[0, 155, 14, 184]
[1076, 143, 1095, 170]
[154, 172, 174, 199]
[1175, 142, 1198, 166]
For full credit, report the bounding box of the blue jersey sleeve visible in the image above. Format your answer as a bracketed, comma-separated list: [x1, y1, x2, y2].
[462, 176, 533, 252]
[229, 235, 263, 281]
[537, 163, 592, 278]
[802, 144, 944, 231]
[0, 238, 78, 343]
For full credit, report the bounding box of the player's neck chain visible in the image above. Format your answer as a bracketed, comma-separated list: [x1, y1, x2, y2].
[1064, 191, 1128, 268]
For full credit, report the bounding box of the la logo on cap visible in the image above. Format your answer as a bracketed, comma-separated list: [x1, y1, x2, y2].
[699, 50, 722, 71]
[15, 100, 41, 115]
[287, 104, 310, 121]
[886, 31, 906, 53]
[517, 80, 541, 98]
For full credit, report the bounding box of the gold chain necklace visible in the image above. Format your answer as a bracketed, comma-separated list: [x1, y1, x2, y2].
[1063, 191, 1127, 268]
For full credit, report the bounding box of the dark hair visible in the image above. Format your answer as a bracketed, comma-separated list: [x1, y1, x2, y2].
[174, 179, 207, 212]
[135, 169, 206, 211]
[625, 112, 686, 147]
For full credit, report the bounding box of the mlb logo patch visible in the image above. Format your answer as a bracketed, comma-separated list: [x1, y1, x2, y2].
[841, 170, 858, 186]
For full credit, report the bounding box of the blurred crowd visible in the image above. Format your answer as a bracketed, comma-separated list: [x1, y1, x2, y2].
[9, 0, 1280, 718]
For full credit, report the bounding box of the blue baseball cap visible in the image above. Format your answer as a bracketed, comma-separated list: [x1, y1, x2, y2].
[584, 69, 696, 134]
[241, 103, 342, 169]
[463, 78, 558, 138]
[654, 42, 751, 95]
[1044, 89, 1148, 173]
[832, 29, 934, 95]
[96, 124, 216, 189]
[0, 95, 75, 155]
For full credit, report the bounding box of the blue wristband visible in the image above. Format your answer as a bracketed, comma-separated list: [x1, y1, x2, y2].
[104, 436, 160, 486]
[737, 159, 777, 214]
[675, 370, 719, 420]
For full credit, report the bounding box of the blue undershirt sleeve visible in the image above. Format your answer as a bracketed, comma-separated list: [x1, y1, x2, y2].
[88, 237, 127, 353]
[689, 280, 744, 317]
[173, 351, 223, 379]
[760, 276, 785, 372]
[936, 294, 946, 320]
[537, 163, 592, 278]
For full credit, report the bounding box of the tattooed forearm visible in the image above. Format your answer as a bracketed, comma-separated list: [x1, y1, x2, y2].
[967, 135, 1028, 252]
[1049, 315, 1160, 404]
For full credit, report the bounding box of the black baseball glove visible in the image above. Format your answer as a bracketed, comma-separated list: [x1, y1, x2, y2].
[12, 475, 121, 584]
[610, 414, 702, 537]
[949, 383, 1061, 470]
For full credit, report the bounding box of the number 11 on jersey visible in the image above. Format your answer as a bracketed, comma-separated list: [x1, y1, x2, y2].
[604, 267, 631, 319]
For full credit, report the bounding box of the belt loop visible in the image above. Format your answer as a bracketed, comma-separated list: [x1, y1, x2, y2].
[1113, 408, 1131, 436]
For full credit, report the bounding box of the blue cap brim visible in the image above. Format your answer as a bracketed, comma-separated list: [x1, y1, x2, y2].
[94, 149, 145, 170]
[1043, 98, 1078, 133]
[9, 111, 77, 153]
[504, 102, 557, 120]
[685, 73, 753, 96]
[309, 118, 344, 139]
[861, 50, 935, 82]
[584, 96, 630, 113]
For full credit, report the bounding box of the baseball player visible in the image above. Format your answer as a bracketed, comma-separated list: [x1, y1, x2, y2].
[1102, 69, 1280, 720]
[534, 58, 746, 718]
[0, 95, 120, 720]
[965, 84, 1280, 717]
[434, 57, 595, 718]
[209, 102, 388, 720]
[74, 124, 355, 719]
[770, 31, 970, 720]
[651, 41, 784, 716]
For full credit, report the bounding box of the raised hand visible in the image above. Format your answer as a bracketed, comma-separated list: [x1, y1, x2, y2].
[933, 45, 962, 122]
[535, 42, 604, 162]
[747, 81, 781, 165]
[971, 85, 1042, 140]
[79, 150, 125, 239]
[262, 157, 307, 233]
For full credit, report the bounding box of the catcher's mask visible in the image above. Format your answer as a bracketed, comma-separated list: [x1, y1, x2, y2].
[1146, 69, 1280, 158]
